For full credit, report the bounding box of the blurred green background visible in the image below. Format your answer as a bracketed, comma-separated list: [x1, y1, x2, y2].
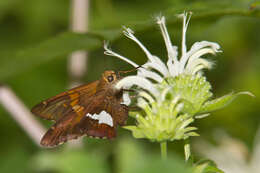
[0, 0, 259, 173]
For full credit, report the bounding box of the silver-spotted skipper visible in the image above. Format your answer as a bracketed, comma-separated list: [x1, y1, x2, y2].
[31, 70, 129, 147]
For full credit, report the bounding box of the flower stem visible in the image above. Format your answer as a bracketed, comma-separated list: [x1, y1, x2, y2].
[160, 141, 167, 160]
[184, 139, 191, 162]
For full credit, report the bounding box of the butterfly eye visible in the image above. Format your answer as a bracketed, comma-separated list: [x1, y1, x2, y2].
[107, 75, 114, 82]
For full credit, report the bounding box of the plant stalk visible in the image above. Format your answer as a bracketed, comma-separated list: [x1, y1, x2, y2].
[160, 141, 167, 160]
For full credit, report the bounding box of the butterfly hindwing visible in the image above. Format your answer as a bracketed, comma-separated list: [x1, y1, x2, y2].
[40, 112, 82, 146]
[81, 117, 116, 139]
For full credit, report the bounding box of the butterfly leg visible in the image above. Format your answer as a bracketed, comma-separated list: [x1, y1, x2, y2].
[119, 103, 141, 112]
[122, 89, 136, 92]
[124, 105, 141, 111]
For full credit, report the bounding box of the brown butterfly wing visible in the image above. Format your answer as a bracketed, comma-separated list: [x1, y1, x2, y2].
[39, 90, 128, 147]
[41, 117, 116, 147]
[78, 92, 128, 139]
[39, 89, 107, 146]
[31, 81, 99, 121]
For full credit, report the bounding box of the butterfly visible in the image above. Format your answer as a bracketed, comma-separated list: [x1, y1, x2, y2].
[31, 70, 130, 147]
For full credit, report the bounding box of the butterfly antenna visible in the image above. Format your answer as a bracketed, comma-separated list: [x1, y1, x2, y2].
[118, 65, 143, 75]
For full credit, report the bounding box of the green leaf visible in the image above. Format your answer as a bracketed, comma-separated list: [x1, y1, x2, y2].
[0, 32, 103, 81]
[193, 159, 224, 173]
[199, 91, 254, 114]
[193, 163, 224, 173]
[123, 126, 145, 138]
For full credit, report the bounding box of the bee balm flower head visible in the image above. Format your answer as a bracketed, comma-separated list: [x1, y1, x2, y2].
[104, 12, 252, 144]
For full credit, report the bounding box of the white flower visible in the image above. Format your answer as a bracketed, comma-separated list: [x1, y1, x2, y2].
[104, 12, 221, 104]
[103, 13, 252, 160]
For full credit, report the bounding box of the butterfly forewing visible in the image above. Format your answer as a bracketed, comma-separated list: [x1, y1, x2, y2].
[31, 81, 99, 121]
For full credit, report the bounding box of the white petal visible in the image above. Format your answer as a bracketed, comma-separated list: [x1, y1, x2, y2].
[123, 27, 169, 77]
[104, 42, 139, 67]
[180, 41, 221, 70]
[167, 46, 179, 76]
[159, 87, 171, 102]
[137, 68, 163, 83]
[151, 55, 169, 77]
[190, 41, 221, 54]
[157, 16, 178, 63]
[122, 92, 131, 105]
[191, 64, 207, 75]
[123, 27, 154, 62]
[143, 60, 168, 77]
[115, 76, 159, 97]
[137, 97, 151, 109]
[186, 58, 214, 74]
[186, 48, 215, 68]
[169, 95, 181, 114]
[179, 12, 192, 57]
[139, 91, 155, 104]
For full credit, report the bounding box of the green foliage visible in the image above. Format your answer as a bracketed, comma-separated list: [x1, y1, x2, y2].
[199, 91, 254, 114]
[32, 149, 109, 173]
[115, 138, 193, 173]
[0, 32, 102, 81]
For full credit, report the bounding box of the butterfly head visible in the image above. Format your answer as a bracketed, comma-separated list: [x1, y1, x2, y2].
[102, 70, 120, 85]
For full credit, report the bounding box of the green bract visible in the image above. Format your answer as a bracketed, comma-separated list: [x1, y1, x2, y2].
[162, 74, 212, 115]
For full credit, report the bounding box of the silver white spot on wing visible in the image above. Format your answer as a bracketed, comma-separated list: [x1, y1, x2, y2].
[86, 110, 113, 127]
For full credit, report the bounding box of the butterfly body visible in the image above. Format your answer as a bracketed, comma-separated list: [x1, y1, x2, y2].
[31, 71, 128, 147]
